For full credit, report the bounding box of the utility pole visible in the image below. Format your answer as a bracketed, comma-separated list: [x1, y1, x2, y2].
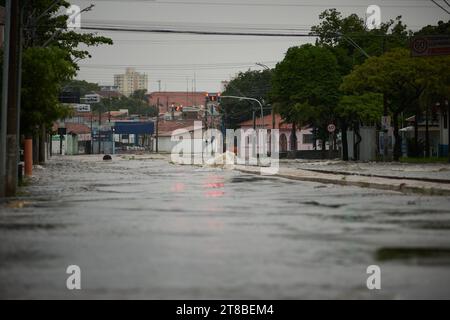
[155, 98, 159, 153]
[382, 36, 389, 162]
[0, 0, 12, 197]
[255, 63, 274, 129]
[5, 0, 22, 196]
[98, 106, 102, 154]
[252, 109, 256, 130]
[448, 100, 450, 163]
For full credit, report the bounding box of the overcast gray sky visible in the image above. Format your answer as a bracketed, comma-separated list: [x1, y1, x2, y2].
[73, 0, 448, 92]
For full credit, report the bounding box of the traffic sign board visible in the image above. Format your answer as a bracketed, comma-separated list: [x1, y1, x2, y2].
[327, 124, 336, 133]
[83, 94, 101, 104]
[411, 35, 450, 57]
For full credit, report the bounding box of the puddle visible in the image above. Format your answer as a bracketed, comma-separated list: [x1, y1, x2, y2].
[301, 200, 345, 209]
[0, 223, 69, 231]
[375, 247, 450, 264]
[0, 248, 57, 266]
[229, 176, 273, 183]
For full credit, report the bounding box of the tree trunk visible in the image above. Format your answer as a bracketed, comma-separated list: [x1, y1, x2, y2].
[393, 113, 401, 161]
[414, 111, 419, 157]
[39, 124, 46, 164]
[341, 120, 349, 161]
[291, 122, 297, 151]
[313, 127, 317, 150]
[425, 105, 430, 158]
[33, 134, 39, 165]
[353, 122, 361, 161]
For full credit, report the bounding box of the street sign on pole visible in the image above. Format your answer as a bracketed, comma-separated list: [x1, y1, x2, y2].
[72, 104, 91, 112]
[327, 124, 336, 133]
[83, 94, 101, 104]
[411, 35, 450, 57]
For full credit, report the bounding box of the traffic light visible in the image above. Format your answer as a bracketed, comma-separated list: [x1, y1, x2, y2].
[205, 93, 221, 103]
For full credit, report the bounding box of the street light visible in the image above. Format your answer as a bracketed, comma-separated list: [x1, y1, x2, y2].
[220, 95, 264, 129]
[256, 63, 275, 129]
[255, 62, 270, 70]
[336, 32, 370, 58]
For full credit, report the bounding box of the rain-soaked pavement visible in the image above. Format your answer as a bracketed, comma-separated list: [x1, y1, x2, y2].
[1, 155, 450, 299]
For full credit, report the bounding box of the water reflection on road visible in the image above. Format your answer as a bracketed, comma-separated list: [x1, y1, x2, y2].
[1, 155, 450, 299]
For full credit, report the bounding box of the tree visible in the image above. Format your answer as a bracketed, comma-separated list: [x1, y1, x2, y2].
[21, 47, 77, 137]
[311, 9, 410, 74]
[220, 70, 272, 129]
[413, 20, 450, 157]
[62, 80, 100, 97]
[336, 93, 383, 160]
[97, 90, 158, 117]
[20, 1, 112, 59]
[8, 0, 113, 164]
[310, 9, 409, 159]
[341, 48, 450, 160]
[270, 44, 341, 151]
[415, 20, 450, 36]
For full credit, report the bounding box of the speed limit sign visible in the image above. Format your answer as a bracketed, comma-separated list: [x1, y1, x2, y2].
[327, 124, 336, 133]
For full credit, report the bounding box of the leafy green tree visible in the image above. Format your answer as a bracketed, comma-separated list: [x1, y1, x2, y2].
[2, 0, 113, 163]
[97, 90, 158, 117]
[62, 80, 100, 97]
[336, 93, 383, 160]
[412, 20, 450, 156]
[271, 44, 341, 150]
[20, 1, 112, 58]
[415, 20, 450, 36]
[311, 9, 410, 74]
[341, 48, 450, 160]
[220, 70, 272, 129]
[310, 9, 410, 159]
[21, 47, 77, 137]
[337, 93, 383, 125]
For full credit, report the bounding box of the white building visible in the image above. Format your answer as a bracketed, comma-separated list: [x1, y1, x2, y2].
[114, 67, 148, 97]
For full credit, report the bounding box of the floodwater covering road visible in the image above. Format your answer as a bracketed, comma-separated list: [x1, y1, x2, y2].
[1, 155, 450, 299]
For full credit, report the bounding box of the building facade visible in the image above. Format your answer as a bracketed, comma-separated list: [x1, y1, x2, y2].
[147, 91, 208, 114]
[114, 68, 148, 97]
[239, 114, 315, 152]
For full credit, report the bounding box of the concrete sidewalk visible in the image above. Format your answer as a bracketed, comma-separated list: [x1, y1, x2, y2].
[236, 164, 450, 196]
[281, 159, 450, 182]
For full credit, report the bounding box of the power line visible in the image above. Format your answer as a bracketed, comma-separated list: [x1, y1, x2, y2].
[431, 0, 450, 13]
[80, 25, 316, 37]
[76, 0, 438, 9]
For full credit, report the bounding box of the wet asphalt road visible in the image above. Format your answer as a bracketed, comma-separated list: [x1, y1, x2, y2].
[1, 155, 450, 299]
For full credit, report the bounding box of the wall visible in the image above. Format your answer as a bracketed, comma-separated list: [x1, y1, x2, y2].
[347, 126, 377, 161]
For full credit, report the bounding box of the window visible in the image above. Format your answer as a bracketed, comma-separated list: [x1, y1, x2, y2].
[302, 134, 314, 144]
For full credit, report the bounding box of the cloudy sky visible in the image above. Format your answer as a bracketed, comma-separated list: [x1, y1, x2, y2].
[72, 0, 448, 92]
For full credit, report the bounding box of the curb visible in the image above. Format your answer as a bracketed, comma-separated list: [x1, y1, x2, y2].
[235, 166, 450, 196]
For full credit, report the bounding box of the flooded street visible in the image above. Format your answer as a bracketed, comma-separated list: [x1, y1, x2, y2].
[1, 155, 450, 299]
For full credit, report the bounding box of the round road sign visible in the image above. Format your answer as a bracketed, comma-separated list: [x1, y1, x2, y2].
[327, 124, 336, 133]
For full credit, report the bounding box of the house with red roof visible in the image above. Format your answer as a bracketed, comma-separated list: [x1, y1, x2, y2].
[238, 114, 315, 152]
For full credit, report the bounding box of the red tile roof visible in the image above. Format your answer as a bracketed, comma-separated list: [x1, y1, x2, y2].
[53, 123, 91, 134]
[157, 119, 202, 137]
[239, 113, 294, 129]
